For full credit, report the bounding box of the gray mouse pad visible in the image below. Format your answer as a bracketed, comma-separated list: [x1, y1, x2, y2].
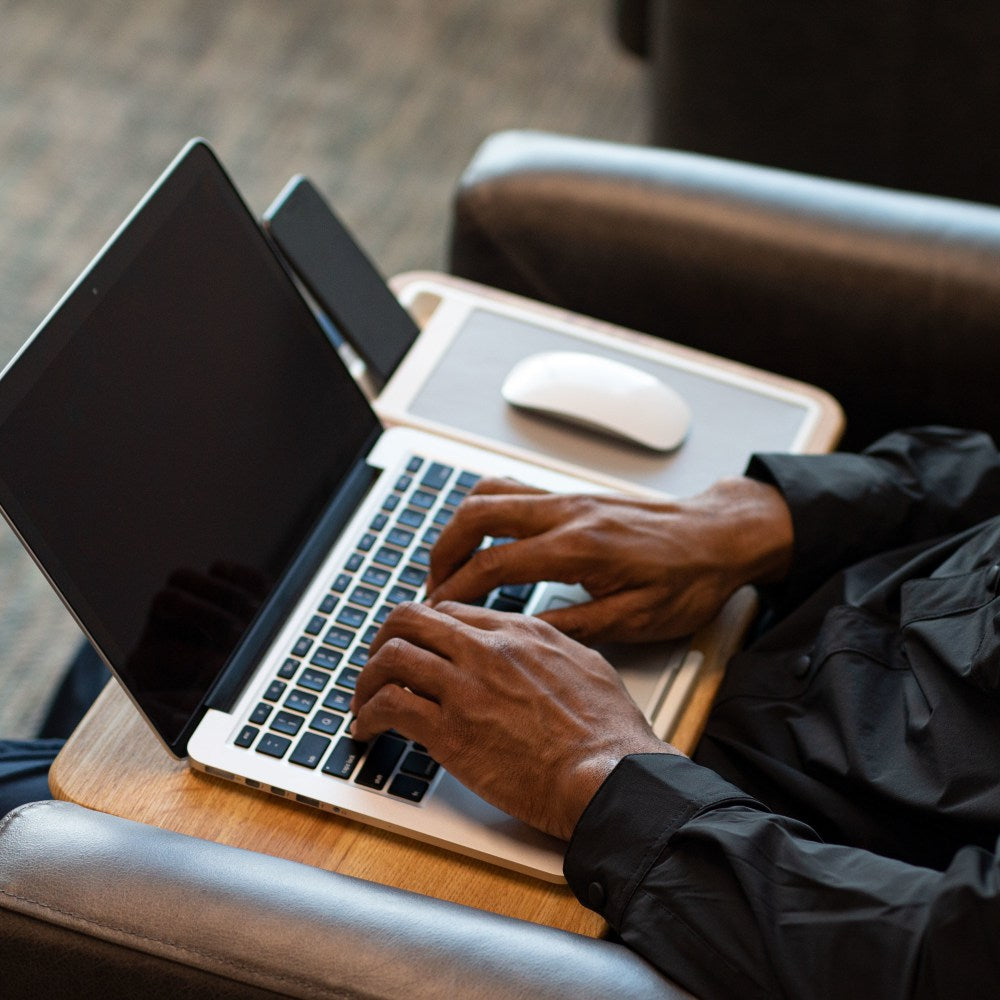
[406, 308, 813, 497]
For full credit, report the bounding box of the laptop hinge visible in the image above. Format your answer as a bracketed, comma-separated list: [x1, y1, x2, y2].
[195, 451, 379, 724]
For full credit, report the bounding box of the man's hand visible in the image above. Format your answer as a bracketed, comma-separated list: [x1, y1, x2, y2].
[351, 601, 674, 841]
[426, 476, 794, 644]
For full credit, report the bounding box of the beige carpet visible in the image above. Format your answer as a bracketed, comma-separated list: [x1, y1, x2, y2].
[0, 0, 646, 737]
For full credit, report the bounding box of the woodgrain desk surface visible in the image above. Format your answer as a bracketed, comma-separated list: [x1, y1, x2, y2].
[50, 587, 753, 938]
[50, 276, 843, 939]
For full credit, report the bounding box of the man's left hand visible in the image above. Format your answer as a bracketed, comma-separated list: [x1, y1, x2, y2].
[351, 600, 676, 841]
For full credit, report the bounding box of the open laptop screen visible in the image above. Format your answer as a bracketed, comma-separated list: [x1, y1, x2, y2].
[0, 141, 381, 747]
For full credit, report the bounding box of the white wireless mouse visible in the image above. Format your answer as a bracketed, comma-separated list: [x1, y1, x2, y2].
[500, 350, 691, 452]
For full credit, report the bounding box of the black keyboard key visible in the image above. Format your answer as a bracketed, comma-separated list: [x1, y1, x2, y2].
[290, 732, 331, 769]
[374, 604, 393, 624]
[322, 737, 366, 779]
[277, 658, 299, 680]
[318, 594, 338, 615]
[382, 493, 401, 512]
[395, 474, 413, 491]
[304, 614, 326, 636]
[386, 527, 415, 548]
[337, 606, 367, 629]
[271, 711, 304, 736]
[235, 725, 258, 748]
[422, 527, 441, 546]
[370, 512, 388, 532]
[362, 625, 379, 646]
[336, 666, 362, 690]
[399, 565, 427, 587]
[292, 636, 313, 658]
[348, 646, 369, 668]
[322, 687, 352, 713]
[410, 489, 435, 509]
[298, 668, 330, 692]
[432, 508, 452, 526]
[355, 734, 407, 790]
[444, 489, 466, 508]
[489, 595, 526, 613]
[388, 773, 431, 803]
[263, 680, 287, 702]
[411, 547, 432, 566]
[387, 584, 417, 605]
[249, 702, 272, 725]
[397, 508, 425, 529]
[345, 552, 364, 572]
[456, 470, 480, 489]
[406, 455, 424, 473]
[500, 583, 536, 602]
[310, 711, 343, 736]
[400, 750, 440, 780]
[357, 532, 377, 552]
[324, 626, 355, 649]
[256, 733, 291, 759]
[331, 573, 352, 593]
[362, 566, 391, 587]
[311, 647, 343, 671]
[374, 546, 402, 568]
[285, 689, 318, 714]
[349, 585, 379, 608]
[421, 462, 453, 491]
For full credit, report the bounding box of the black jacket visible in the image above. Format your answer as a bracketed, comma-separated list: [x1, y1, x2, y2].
[565, 428, 1000, 999]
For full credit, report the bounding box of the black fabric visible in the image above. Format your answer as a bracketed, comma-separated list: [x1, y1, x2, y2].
[565, 426, 1000, 999]
[0, 740, 63, 818]
[38, 642, 109, 739]
[0, 641, 107, 818]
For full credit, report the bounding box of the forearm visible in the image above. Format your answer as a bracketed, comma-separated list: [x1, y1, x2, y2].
[566, 754, 1000, 1000]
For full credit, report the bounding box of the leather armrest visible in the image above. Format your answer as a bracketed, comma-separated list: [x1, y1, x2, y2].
[0, 801, 688, 1000]
[449, 130, 1000, 449]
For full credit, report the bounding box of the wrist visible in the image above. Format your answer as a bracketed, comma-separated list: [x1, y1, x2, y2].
[697, 476, 794, 587]
[556, 735, 680, 842]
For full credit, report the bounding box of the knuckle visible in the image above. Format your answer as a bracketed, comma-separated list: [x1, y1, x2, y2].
[376, 683, 409, 714]
[471, 544, 505, 577]
[388, 600, 426, 626]
[378, 635, 411, 661]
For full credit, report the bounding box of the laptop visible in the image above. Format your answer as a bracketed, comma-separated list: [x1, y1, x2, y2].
[0, 140, 694, 881]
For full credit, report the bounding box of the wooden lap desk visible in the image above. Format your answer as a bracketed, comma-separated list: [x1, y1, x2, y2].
[50, 275, 843, 939]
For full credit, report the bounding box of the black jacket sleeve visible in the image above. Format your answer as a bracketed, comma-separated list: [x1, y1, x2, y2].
[564, 754, 1000, 1000]
[748, 426, 1000, 605]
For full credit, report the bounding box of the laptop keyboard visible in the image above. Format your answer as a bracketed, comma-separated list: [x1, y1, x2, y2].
[231, 454, 534, 806]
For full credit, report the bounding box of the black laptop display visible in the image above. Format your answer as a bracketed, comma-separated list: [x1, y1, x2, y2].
[0, 141, 379, 753]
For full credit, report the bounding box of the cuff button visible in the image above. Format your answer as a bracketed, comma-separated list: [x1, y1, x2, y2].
[587, 880, 606, 910]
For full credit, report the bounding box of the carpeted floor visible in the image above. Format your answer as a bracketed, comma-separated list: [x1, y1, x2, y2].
[0, 0, 647, 736]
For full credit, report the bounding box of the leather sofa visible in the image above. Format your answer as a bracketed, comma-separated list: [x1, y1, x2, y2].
[612, 0, 1000, 206]
[449, 130, 1000, 451]
[0, 799, 690, 999]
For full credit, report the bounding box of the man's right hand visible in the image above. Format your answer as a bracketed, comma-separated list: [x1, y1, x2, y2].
[426, 476, 794, 645]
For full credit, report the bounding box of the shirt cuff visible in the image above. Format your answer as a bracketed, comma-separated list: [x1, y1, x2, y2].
[563, 753, 760, 928]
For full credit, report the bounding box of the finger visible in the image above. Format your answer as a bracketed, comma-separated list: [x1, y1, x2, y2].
[427, 536, 570, 607]
[430, 599, 522, 630]
[466, 476, 548, 498]
[537, 590, 663, 644]
[428, 492, 567, 591]
[352, 635, 450, 714]
[352, 684, 440, 744]
[367, 600, 472, 661]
